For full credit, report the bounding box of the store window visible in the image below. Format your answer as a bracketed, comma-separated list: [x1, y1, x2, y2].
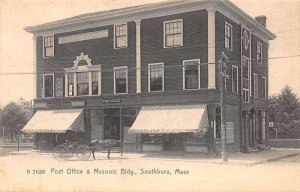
[142, 134, 162, 145]
[77, 72, 89, 96]
[114, 24, 127, 48]
[43, 36, 54, 57]
[114, 67, 128, 94]
[43, 74, 54, 98]
[164, 19, 183, 48]
[148, 63, 164, 92]
[183, 59, 200, 90]
[225, 22, 233, 50]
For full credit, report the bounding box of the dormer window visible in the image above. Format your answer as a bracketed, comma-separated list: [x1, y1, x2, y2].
[43, 36, 54, 57]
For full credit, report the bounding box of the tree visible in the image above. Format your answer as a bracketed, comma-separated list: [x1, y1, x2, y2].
[269, 85, 300, 138]
[2, 102, 28, 142]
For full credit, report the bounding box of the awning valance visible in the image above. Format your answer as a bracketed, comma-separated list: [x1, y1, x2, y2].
[129, 105, 209, 134]
[22, 109, 84, 133]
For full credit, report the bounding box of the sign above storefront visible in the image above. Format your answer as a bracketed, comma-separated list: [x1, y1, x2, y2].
[58, 30, 109, 44]
[46, 101, 85, 108]
[102, 98, 121, 104]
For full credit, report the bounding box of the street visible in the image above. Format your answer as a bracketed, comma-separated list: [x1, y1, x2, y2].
[0, 151, 299, 192]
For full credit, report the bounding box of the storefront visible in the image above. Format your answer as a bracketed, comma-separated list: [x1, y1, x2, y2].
[129, 104, 210, 153]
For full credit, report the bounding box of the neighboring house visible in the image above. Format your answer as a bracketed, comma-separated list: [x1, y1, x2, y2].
[23, 0, 276, 153]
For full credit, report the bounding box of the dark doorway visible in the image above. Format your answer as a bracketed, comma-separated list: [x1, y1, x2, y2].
[104, 108, 121, 140]
[163, 134, 184, 151]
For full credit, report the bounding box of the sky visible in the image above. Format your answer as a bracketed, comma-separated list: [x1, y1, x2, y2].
[0, 0, 299, 106]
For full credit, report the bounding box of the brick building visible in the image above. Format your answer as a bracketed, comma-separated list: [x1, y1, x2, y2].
[23, 0, 276, 153]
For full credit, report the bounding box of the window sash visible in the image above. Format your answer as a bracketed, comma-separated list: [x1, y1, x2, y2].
[77, 72, 89, 96]
[225, 23, 232, 49]
[115, 24, 127, 48]
[257, 43, 262, 64]
[43, 74, 54, 98]
[232, 66, 238, 93]
[164, 20, 183, 47]
[149, 64, 163, 92]
[262, 77, 267, 99]
[115, 67, 127, 94]
[184, 60, 200, 90]
[253, 74, 258, 98]
[44, 36, 54, 57]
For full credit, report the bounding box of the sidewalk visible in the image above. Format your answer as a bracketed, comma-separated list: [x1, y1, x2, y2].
[7, 148, 300, 166]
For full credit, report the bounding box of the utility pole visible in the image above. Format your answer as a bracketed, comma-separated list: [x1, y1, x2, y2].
[219, 60, 229, 162]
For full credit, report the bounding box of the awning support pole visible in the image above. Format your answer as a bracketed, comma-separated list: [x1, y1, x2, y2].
[219, 60, 228, 162]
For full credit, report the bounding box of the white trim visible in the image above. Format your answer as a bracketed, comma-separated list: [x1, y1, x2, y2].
[74, 73, 77, 96]
[135, 20, 141, 93]
[64, 73, 68, 97]
[262, 76, 267, 100]
[114, 66, 128, 94]
[207, 8, 216, 89]
[42, 35, 54, 58]
[183, 59, 201, 90]
[224, 21, 233, 51]
[249, 31, 252, 98]
[98, 70, 102, 96]
[88, 72, 92, 96]
[42, 73, 54, 98]
[148, 63, 164, 92]
[163, 19, 183, 48]
[242, 56, 250, 103]
[253, 73, 258, 98]
[33, 35, 37, 99]
[232, 65, 239, 94]
[257, 42, 263, 64]
[113, 23, 128, 49]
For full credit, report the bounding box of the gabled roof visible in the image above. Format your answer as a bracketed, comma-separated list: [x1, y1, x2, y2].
[24, 0, 276, 41]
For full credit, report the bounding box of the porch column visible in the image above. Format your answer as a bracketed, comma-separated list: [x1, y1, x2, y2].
[207, 8, 216, 89]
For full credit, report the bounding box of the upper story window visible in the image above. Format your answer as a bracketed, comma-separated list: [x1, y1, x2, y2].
[232, 65, 238, 94]
[67, 73, 74, 96]
[148, 63, 164, 92]
[225, 22, 233, 50]
[77, 72, 89, 96]
[43, 36, 54, 58]
[242, 57, 250, 103]
[64, 53, 101, 97]
[164, 19, 183, 48]
[114, 66, 128, 94]
[43, 74, 54, 98]
[183, 59, 200, 90]
[257, 42, 263, 64]
[114, 24, 128, 49]
[262, 76, 267, 99]
[253, 73, 259, 98]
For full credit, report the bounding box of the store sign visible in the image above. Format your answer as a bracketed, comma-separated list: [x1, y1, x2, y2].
[185, 145, 208, 153]
[142, 145, 162, 152]
[58, 30, 109, 44]
[102, 98, 121, 104]
[47, 102, 71, 107]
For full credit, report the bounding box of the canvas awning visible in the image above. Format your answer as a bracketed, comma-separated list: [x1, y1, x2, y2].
[129, 105, 209, 134]
[22, 109, 84, 133]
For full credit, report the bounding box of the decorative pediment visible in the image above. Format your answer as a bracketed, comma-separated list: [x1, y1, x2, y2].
[73, 53, 92, 67]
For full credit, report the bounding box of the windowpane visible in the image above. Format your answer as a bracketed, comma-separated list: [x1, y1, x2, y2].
[149, 64, 163, 92]
[44, 75, 53, 98]
[115, 24, 127, 48]
[257, 43, 262, 64]
[165, 20, 182, 47]
[184, 61, 199, 90]
[77, 72, 89, 96]
[68, 73, 74, 96]
[115, 68, 127, 94]
[225, 23, 232, 50]
[92, 72, 98, 95]
[44, 36, 54, 57]
[232, 66, 238, 93]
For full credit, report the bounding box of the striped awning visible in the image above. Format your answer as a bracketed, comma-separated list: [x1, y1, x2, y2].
[129, 105, 209, 134]
[22, 109, 84, 133]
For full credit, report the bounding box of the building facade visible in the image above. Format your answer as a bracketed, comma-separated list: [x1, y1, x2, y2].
[23, 0, 276, 154]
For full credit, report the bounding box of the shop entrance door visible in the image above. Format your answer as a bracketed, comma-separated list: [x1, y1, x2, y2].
[104, 108, 121, 140]
[163, 134, 184, 152]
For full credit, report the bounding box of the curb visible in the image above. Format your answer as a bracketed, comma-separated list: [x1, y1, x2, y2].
[247, 152, 300, 166]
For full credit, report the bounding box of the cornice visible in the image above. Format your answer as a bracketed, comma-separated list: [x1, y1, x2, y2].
[24, 0, 276, 41]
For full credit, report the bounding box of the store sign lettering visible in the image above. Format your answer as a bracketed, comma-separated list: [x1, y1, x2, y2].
[102, 98, 121, 104]
[58, 30, 109, 44]
[142, 145, 162, 152]
[185, 145, 208, 153]
[47, 102, 71, 107]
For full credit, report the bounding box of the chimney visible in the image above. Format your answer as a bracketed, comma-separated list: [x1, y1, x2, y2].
[255, 15, 267, 27]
